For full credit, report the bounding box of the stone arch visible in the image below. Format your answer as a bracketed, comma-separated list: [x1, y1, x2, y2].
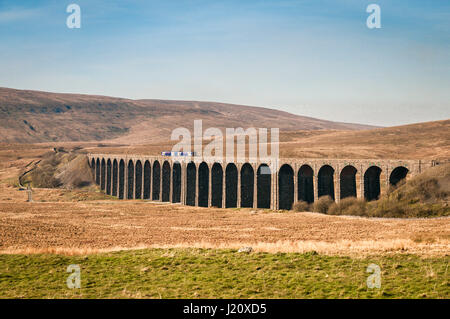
[279, 164, 294, 210]
[225, 163, 238, 208]
[241, 163, 254, 208]
[318, 165, 335, 200]
[298, 165, 314, 204]
[127, 160, 134, 199]
[162, 161, 171, 202]
[100, 158, 106, 190]
[135, 160, 142, 199]
[257, 164, 271, 209]
[172, 162, 181, 203]
[95, 158, 100, 185]
[389, 166, 408, 187]
[340, 165, 357, 199]
[186, 162, 196, 206]
[106, 159, 112, 195]
[364, 166, 382, 201]
[152, 161, 161, 200]
[119, 159, 125, 199]
[211, 163, 223, 208]
[198, 162, 209, 207]
[112, 159, 118, 196]
[143, 161, 151, 199]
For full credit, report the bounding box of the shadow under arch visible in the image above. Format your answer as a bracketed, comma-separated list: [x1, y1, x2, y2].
[364, 166, 382, 201]
[240, 163, 254, 208]
[186, 162, 196, 206]
[298, 165, 314, 204]
[318, 165, 335, 200]
[135, 160, 142, 199]
[112, 159, 118, 196]
[198, 162, 209, 207]
[211, 163, 223, 208]
[95, 158, 100, 185]
[172, 162, 181, 203]
[389, 166, 408, 187]
[257, 164, 271, 209]
[143, 161, 151, 199]
[162, 161, 171, 202]
[118, 159, 125, 199]
[106, 159, 112, 195]
[127, 160, 134, 199]
[100, 158, 106, 190]
[279, 164, 294, 210]
[152, 161, 161, 200]
[91, 158, 95, 176]
[225, 163, 238, 208]
[340, 165, 357, 199]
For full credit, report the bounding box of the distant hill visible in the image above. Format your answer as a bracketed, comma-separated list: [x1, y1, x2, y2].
[87, 119, 450, 161]
[0, 87, 374, 144]
[277, 119, 450, 160]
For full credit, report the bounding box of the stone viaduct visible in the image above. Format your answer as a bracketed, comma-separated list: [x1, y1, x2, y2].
[87, 154, 435, 210]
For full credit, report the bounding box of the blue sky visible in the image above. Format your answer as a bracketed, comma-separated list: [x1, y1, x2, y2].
[0, 0, 449, 126]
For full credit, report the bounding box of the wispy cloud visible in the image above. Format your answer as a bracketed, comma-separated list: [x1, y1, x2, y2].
[0, 7, 42, 23]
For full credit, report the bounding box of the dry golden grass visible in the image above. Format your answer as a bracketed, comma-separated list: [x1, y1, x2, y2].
[0, 190, 448, 257]
[1, 238, 448, 258]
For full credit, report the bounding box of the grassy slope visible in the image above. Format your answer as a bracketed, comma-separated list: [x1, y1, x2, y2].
[0, 249, 448, 299]
[372, 162, 450, 217]
[24, 150, 95, 189]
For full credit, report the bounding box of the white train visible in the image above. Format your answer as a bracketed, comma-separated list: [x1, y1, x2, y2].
[161, 151, 197, 156]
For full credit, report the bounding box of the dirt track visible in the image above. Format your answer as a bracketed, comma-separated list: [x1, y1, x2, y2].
[0, 183, 449, 256]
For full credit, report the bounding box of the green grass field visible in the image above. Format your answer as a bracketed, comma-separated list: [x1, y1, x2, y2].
[0, 249, 448, 299]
